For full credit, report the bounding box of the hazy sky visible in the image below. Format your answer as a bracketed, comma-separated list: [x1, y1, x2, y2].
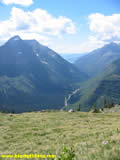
[0, 0, 120, 53]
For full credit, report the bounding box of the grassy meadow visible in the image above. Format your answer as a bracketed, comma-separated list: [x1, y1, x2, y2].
[0, 111, 120, 160]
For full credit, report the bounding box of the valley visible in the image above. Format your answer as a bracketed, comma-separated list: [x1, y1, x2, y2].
[65, 43, 120, 111]
[1, 36, 120, 112]
[1, 1, 120, 160]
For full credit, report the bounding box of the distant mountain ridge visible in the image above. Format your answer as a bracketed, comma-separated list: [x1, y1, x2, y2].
[64, 42, 120, 111]
[75, 42, 120, 77]
[68, 57, 120, 111]
[0, 36, 87, 112]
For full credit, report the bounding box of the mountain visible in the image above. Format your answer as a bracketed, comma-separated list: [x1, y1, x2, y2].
[0, 36, 87, 112]
[61, 53, 87, 63]
[68, 58, 120, 111]
[75, 42, 120, 77]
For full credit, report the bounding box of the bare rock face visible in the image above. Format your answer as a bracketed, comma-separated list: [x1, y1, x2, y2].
[68, 109, 74, 112]
[8, 114, 13, 117]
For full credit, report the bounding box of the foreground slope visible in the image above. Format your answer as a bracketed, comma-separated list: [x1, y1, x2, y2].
[0, 111, 120, 160]
[0, 36, 87, 112]
[75, 42, 120, 77]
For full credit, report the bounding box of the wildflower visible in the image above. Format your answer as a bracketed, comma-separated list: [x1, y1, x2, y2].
[102, 141, 108, 145]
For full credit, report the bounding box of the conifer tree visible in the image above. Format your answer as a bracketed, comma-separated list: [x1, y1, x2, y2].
[109, 99, 114, 108]
[104, 98, 108, 108]
[92, 103, 100, 113]
[77, 104, 81, 111]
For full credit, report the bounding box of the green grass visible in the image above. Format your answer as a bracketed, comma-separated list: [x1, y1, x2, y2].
[0, 111, 120, 160]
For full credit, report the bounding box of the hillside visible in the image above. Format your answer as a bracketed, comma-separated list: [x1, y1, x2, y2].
[0, 36, 87, 113]
[68, 58, 120, 111]
[0, 111, 120, 160]
[75, 42, 120, 77]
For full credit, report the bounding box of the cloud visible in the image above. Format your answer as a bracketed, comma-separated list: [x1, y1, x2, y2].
[88, 13, 120, 43]
[1, 9, 119, 54]
[1, 0, 33, 6]
[52, 40, 104, 54]
[55, 13, 120, 54]
[0, 7, 76, 45]
[63, 13, 120, 54]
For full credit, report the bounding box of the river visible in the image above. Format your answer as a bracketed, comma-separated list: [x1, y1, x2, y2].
[64, 88, 81, 106]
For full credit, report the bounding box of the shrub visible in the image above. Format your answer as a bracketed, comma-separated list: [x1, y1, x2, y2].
[1, 108, 8, 114]
[93, 108, 100, 113]
[91, 103, 101, 113]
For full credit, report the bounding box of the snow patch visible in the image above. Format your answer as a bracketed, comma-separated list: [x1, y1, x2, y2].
[41, 60, 48, 64]
[48, 51, 56, 57]
[36, 54, 39, 57]
[14, 37, 20, 41]
[51, 54, 56, 57]
[18, 52, 22, 54]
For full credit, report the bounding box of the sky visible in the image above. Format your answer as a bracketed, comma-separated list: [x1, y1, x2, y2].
[0, 0, 120, 54]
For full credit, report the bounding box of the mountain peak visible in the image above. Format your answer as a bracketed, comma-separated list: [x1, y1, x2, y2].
[104, 42, 118, 48]
[5, 35, 22, 46]
[10, 35, 21, 41]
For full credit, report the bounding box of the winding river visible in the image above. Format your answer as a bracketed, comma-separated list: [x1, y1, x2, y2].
[64, 88, 81, 106]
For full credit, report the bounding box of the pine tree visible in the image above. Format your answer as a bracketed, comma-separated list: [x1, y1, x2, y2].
[104, 98, 108, 108]
[77, 104, 81, 111]
[118, 100, 120, 105]
[11, 110, 15, 114]
[93, 103, 100, 113]
[93, 103, 97, 110]
[109, 99, 114, 108]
